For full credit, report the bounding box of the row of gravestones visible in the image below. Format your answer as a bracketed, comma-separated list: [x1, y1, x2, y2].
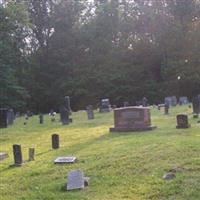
[0, 134, 88, 191]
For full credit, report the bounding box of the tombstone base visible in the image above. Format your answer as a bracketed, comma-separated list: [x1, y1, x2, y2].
[110, 125, 157, 132]
[10, 162, 24, 167]
[176, 124, 191, 129]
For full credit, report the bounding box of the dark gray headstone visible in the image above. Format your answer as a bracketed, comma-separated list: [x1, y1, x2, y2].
[66, 169, 85, 191]
[39, 114, 44, 124]
[142, 97, 148, 107]
[59, 106, 70, 125]
[0, 152, 8, 160]
[176, 114, 190, 128]
[52, 134, 59, 149]
[99, 99, 112, 112]
[86, 105, 94, 120]
[54, 156, 76, 164]
[0, 108, 8, 128]
[64, 96, 72, 114]
[13, 144, 23, 166]
[29, 148, 35, 161]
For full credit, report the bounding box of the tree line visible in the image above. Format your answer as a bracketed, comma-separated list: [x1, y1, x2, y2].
[0, 0, 200, 112]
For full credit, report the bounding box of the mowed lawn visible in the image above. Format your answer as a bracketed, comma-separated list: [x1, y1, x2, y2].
[0, 105, 200, 200]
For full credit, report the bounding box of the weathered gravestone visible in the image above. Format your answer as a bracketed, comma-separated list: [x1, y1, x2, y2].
[176, 114, 191, 129]
[142, 97, 148, 107]
[66, 169, 89, 191]
[52, 134, 59, 149]
[171, 96, 177, 106]
[86, 105, 94, 120]
[179, 96, 189, 105]
[13, 144, 23, 166]
[29, 148, 35, 161]
[192, 96, 200, 115]
[110, 106, 156, 132]
[54, 156, 76, 164]
[0, 108, 8, 128]
[124, 101, 130, 107]
[7, 109, 15, 125]
[59, 106, 70, 125]
[0, 152, 8, 160]
[164, 104, 169, 115]
[99, 99, 112, 112]
[64, 96, 72, 114]
[39, 114, 44, 124]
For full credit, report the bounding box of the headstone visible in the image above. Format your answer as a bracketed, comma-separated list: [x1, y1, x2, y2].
[110, 106, 156, 132]
[165, 97, 172, 107]
[13, 144, 23, 166]
[7, 109, 15, 125]
[52, 134, 59, 149]
[59, 106, 70, 125]
[171, 96, 177, 106]
[66, 169, 85, 191]
[64, 96, 72, 114]
[164, 104, 169, 115]
[179, 96, 189, 105]
[0, 152, 8, 160]
[86, 105, 94, 120]
[39, 114, 44, 124]
[0, 108, 8, 128]
[142, 97, 148, 107]
[29, 148, 35, 161]
[123, 101, 129, 107]
[99, 99, 112, 112]
[176, 114, 191, 128]
[54, 156, 76, 164]
[192, 96, 200, 114]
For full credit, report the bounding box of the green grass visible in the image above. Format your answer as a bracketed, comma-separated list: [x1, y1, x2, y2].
[0, 105, 200, 200]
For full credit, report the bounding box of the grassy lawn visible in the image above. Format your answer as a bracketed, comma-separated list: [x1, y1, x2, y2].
[0, 105, 200, 200]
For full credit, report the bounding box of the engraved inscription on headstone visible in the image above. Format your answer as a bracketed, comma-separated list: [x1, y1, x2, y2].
[67, 169, 85, 191]
[54, 156, 76, 164]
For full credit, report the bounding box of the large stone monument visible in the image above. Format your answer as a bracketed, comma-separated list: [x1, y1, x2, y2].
[0, 108, 8, 128]
[110, 106, 156, 132]
[99, 99, 112, 112]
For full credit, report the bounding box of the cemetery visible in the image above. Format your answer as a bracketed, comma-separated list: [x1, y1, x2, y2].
[0, 104, 200, 200]
[0, 0, 200, 199]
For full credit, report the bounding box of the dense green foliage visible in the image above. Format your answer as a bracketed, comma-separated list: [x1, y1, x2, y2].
[0, 106, 200, 199]
[0, 0, 200, 112]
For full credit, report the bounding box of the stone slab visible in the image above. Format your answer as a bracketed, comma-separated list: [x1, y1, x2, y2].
[54, 156, 76, 164]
